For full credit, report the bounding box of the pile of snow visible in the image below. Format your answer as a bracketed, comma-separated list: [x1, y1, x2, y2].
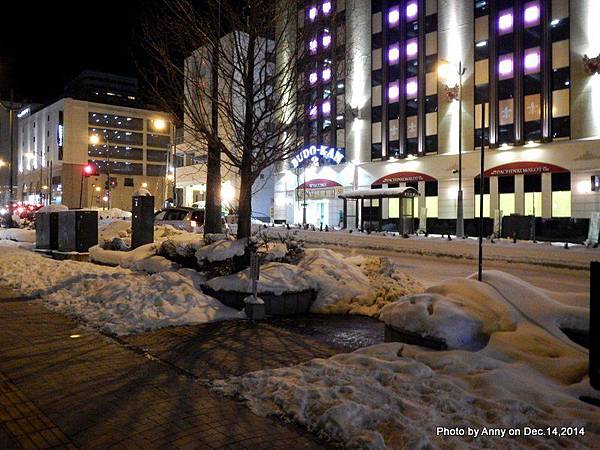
[380, 271, 588, 351]
[213, 272, 598, 448]
[0, 248, 242, 334]
[300, 249, 423, 316]
[46, 270, 243, 335]
[132, 188, 151, 197]
[96, 208, 132, 221]
[37, 204, 69, 213]
[196, 238, 247, 263]
[99, 221, 132, 245]
[90, 243, 179, 273]
[205, 262, 313, 294]
[0, 228, 36, 243]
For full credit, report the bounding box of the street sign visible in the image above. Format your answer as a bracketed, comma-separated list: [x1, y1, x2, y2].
[250, 253, 260, 280]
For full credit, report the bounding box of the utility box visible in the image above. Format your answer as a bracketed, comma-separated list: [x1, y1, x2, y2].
[132, 195, 154, 249]
[57, 210, 98, 253]
[36, 212, 60, 250]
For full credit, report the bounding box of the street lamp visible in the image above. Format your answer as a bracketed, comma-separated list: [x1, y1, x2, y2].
[89, 133, 112, 209]
[152, 118, 177, 206]
[439, 60, 467, 238]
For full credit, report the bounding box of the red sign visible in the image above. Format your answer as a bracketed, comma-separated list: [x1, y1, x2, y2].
[297, 178, 342, 190]
[373, 171, 436, 185]
[484, 161, 569, 177]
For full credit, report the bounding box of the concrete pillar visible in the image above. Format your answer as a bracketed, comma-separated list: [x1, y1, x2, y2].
[437, 0, 475, 154]
[515, 174, 525, 215]
[542, 172, 552, 218]
[345, 0, 372, 164]
[490, 176, 499, 215]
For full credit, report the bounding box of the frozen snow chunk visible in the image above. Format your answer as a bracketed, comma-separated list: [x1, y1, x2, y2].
[196, 238, 247, 263]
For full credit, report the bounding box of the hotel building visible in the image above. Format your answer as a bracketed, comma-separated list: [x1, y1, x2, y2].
[274, 0, 600, 239]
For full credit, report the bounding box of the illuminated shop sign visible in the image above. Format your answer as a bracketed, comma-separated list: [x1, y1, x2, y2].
[484, 161, 568, 177]
[296, 179, 343, 200]
[290, 145, 345, 169]
[373, 171, 436, 185]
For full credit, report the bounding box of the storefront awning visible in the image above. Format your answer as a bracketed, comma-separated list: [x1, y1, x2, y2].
[339, 186, 419, 199]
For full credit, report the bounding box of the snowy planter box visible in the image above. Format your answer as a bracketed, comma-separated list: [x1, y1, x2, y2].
[201, 286, 315, 315]
[202, 262, 316, 316]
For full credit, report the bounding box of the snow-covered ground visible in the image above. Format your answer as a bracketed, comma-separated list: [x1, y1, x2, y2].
[0, 247, 242, 335]
[264, 228, 599, 270]
[0, 228, 36, 243]
[213, 271, 598, 449]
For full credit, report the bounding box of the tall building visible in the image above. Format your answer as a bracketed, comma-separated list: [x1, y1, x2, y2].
[0, 102, 20, 204]
[64, 70, 142, 108]
[274, 0, 600, 236]
[16, 97, 172, 210]
[175, 31, 275, 222]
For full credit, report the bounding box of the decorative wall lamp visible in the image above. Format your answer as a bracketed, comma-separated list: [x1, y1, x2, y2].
[583, 53, 600, 76]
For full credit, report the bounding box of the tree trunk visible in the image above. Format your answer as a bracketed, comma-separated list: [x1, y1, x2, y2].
[237, 153, 253, 239]
[204, 38, 222, 235]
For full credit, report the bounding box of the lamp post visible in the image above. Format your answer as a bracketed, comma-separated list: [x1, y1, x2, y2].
[90, 133, 111, 209]
[439, 60, 467, 238]
[152, 118, 177, 206]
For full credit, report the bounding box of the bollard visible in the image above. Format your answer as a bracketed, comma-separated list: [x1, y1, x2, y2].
[591, 262, 599, 390]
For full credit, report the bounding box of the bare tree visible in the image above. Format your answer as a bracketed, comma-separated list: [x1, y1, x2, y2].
[141, 0, 305, 239]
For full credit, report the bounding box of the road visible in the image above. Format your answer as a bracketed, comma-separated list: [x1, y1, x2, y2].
[309, 244, 590, 294]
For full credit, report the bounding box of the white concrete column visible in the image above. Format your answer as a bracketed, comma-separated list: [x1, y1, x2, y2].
[514, 174, 524, 215]
[345, 0, 372, 164]
[542, 172, 552, 218]
[490, 176, 499, 215]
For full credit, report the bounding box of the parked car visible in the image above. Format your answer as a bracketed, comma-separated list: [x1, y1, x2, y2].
[154, 207, 205, 232]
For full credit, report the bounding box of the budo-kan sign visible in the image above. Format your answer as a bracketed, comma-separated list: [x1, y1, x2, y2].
[290, 145, 345, 169]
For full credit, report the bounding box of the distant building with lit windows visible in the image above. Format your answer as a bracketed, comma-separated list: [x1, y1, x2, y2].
[16, 95, 172, 210]
[274, 0, 600, 240]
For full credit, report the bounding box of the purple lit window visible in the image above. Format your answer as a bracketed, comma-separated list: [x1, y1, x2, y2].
[388, 44, 400, 63]
[309, 72, 318, 84]
[322, 1, 331, 15]
[406, 39, 418, 59]
[308, 6, 318, 21]
[322, 101, 331, 115]
[322, 68, 332, 81]
[498, 9, 513, 35]
[322, 34, 332, 48]
[406, 1, 418, 20]
[388, 7, 400, 26]
[498, 54, 514, 80]
[309, 105, 318, 119]
[388, 82, 400, 101]
[406, 78, 418, 99]
[524, 47, 540, 74]
[309, 39, 318, 54]
[524, 2, 540, 27]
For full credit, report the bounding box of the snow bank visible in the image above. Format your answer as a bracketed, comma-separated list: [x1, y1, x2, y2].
[0, 228, 36, 243]
[95, 208, 132, 221]
[90, 243, 179, 273]
[195, 238, 247, 263]
[300, 249, 423, 316]
[380, 271, 588, 351]
[205, 262, 313, 295]
[213, 272, 598, 448]
[45, 270, 243, 335]
[0, 248, 242, 334]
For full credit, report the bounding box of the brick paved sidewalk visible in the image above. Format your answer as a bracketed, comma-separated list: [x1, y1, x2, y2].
[0, 287, 334, 449]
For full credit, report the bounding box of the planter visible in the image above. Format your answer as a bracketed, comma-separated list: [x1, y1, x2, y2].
[202, 286, 315, 316]
[244, 298, 266, 322]
[384, 324, 448, 350]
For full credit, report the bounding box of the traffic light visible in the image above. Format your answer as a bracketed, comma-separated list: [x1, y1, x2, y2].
[83, 164, 98, 177]
[104, 180, 110, 190]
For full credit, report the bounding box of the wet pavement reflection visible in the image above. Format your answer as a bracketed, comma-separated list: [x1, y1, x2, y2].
[268, 314, 385, 351]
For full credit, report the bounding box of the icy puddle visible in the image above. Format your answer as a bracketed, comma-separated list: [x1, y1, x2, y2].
[269, 314, 385, 350]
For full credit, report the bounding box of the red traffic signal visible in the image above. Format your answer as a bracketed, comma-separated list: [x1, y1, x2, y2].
[83, 164, 97, 176]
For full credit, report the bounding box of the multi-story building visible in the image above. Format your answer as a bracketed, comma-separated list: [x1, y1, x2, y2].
[274, 0, 600, 237]
[16, 97, 171, 210]
[175, 31, 275, 222]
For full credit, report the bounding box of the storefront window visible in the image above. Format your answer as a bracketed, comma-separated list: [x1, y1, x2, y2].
[551, 172, 571, 217]
[498, 175, 515, 216]
[524, 174, 542, 217]
[425, 180, 438, 217]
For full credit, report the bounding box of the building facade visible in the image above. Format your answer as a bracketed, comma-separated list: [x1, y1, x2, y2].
[274, 0, 600, 235]
[175, 31, 275, 222]
[16, 98, 172, 210]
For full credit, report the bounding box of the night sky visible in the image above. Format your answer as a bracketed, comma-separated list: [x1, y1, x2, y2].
[0, 0, 147, 103]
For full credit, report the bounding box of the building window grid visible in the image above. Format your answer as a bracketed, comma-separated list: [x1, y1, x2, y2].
[301, 1, 345, 156]
[372, 0, 437, 161]
[478, 0, 569, 148]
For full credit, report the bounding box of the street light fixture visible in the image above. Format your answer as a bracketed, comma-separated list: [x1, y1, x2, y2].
[439, 59, 467, 239]
[89, 133, 112, 209]
[152, 118, 177, 206]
